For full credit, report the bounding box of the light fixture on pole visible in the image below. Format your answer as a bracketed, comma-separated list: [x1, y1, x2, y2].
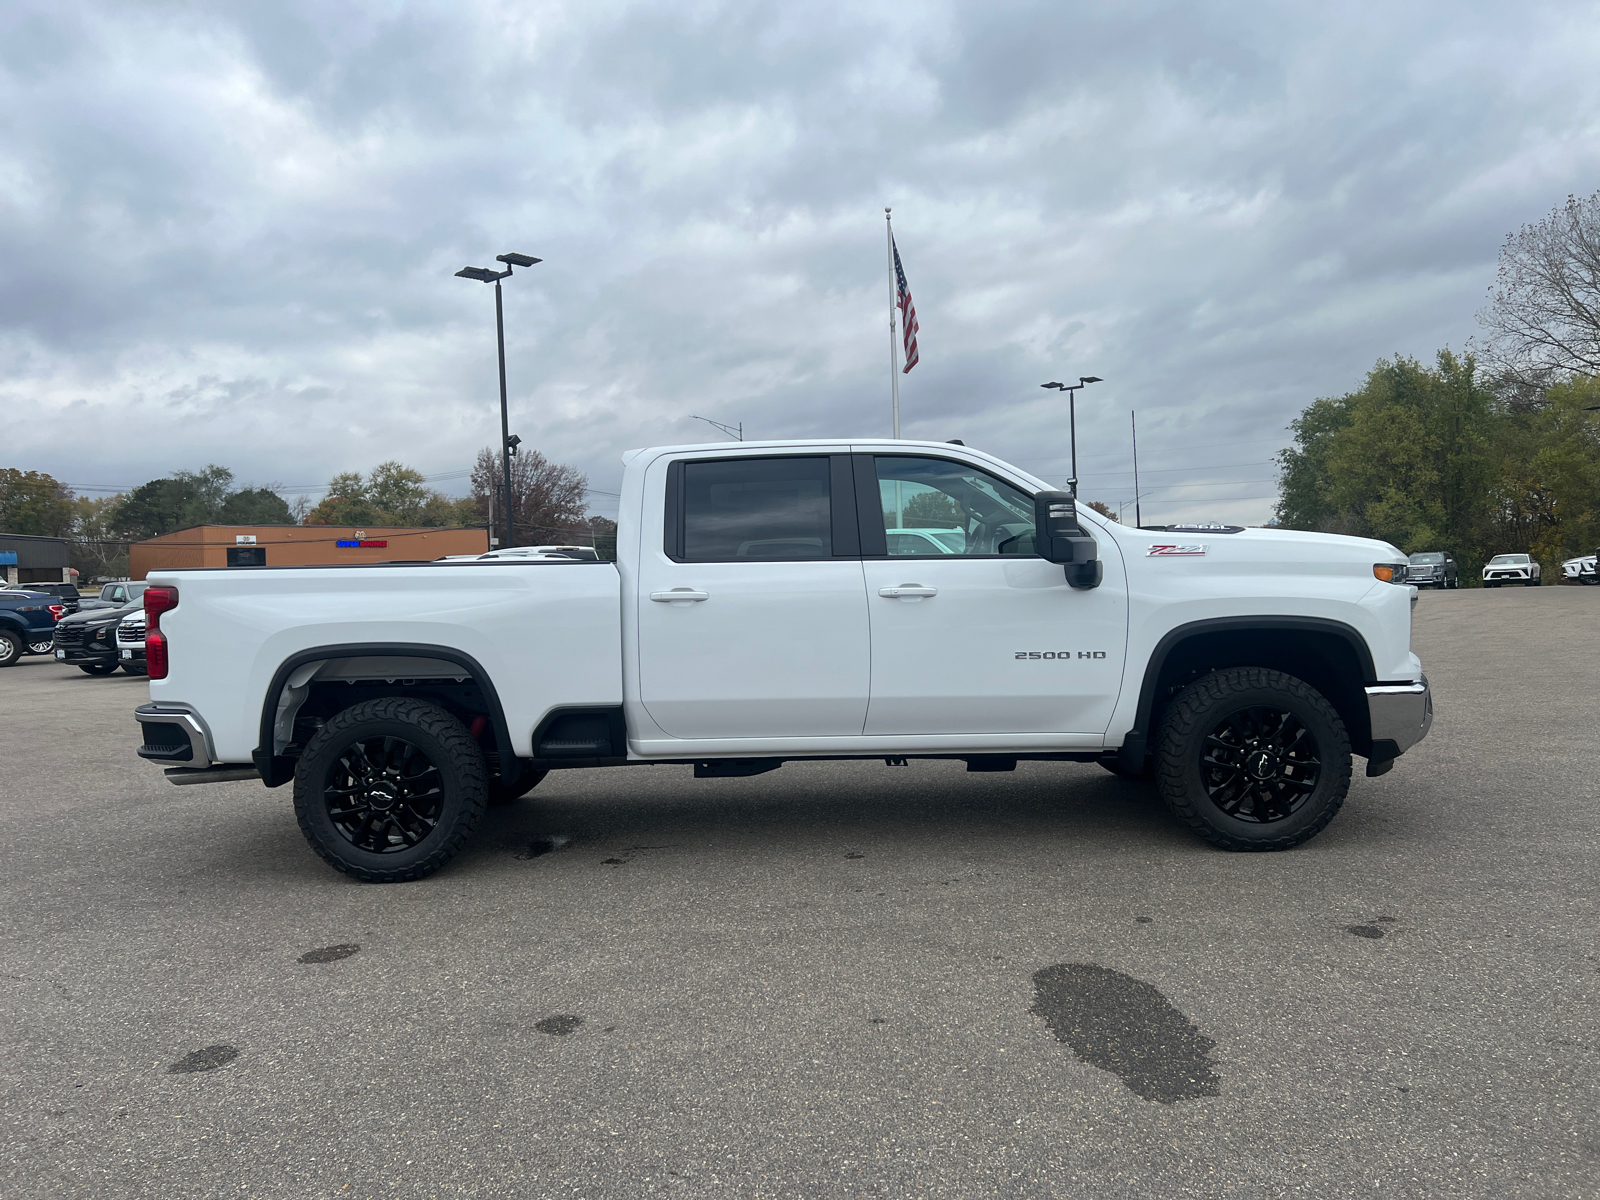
[689, 415, 744, 441]
[456, 252, 542, 551]
[1040, 376, 1103, 493]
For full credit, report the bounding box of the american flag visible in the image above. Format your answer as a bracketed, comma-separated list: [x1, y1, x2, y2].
[892, 236, 919, 373]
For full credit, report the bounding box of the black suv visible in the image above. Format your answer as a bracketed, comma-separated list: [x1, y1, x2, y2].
[1407, 551, 1458, 589]
[0, 590, 66, 666]
[52, 599, 147, 675]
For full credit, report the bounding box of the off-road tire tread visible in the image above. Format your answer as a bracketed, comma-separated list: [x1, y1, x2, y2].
[1156, 667, 1351, 852]
[294, 697, 487, 883]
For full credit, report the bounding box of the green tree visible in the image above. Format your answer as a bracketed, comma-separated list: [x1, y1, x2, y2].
[219, 487, 294, 525]
[0, 469, 75, 536]
[114, 465, 237, 538]
[69, 495, 129, 580]
[306, 462, 477, 528]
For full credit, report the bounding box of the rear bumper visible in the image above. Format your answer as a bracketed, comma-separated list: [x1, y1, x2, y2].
[134, 703, 216, 765]
[1366, 678, 1432, 760]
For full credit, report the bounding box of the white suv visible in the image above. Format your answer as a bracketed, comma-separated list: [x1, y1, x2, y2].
[1482, 554, 1541, 587]
[1560, 554, 1596, 585]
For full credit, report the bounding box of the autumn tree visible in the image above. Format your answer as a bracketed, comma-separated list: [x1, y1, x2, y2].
[469, 447, 589, 546]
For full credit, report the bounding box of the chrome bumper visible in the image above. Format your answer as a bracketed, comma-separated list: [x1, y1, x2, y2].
[1366, 678, 1432, 758]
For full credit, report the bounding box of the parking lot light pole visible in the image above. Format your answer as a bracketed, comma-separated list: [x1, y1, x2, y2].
[456, 252, 542, 550]
[1040, 376, 1102, 493]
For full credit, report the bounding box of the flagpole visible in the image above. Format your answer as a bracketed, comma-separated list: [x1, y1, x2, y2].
[886, 207, 900, 438]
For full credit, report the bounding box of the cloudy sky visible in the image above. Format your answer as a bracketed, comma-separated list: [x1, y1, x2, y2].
[4, 0, 1598, 525]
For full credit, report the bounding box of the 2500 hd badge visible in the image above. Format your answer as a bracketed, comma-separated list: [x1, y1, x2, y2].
[1015, 651, 1108, 659]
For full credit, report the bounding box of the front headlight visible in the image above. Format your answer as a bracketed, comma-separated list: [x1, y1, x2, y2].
[1373, 563, 1409, 584]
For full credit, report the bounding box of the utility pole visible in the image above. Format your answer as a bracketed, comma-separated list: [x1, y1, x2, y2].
[1131, 409, 1143, 529]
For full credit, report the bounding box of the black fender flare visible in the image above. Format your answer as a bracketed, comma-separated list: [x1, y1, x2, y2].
[1116, 616, 1378, 772]
[252, 642, 519, 788]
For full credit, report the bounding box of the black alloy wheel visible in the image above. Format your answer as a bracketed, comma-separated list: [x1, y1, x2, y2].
[1196, 706, 1321, 824]
[293, 697, 487, 882]
[1156, 667, 1352, 851]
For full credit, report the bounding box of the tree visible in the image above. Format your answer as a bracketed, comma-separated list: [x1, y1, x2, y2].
[1275, 349, 1600, 579]
[0, 469, 75, 537]
[586, 515, 618, 561]
[469, 447, 589, 545]
[69, 496, 129, 580]
[1085, 500, 1117, 521]
[305, 462, 477, 528]
[1478, 189, 1600, 382]
[220, 487, 294, 525]
[113, 465, 237, 539]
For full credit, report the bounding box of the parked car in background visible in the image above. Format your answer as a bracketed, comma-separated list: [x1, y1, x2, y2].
[884, 527, 966, 555]
[0, 590, 66, 666]
[1482, 554, 1541, 587]
[1560, 554, 1596, 584]
[0, 582, 81, 613]
[79, 581, 147, 611]
[116, 608, 147, 675]
[1407, 551, 1458, 588]
[53, 600, 146, 674]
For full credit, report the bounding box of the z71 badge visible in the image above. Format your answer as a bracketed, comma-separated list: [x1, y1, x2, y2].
[1147, 543, 1206, 556]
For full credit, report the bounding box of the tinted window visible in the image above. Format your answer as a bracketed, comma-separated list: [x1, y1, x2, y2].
[873, 456, 1034, 556]
[1409, 553, 1445, 564]
[681, 457, 832, 562]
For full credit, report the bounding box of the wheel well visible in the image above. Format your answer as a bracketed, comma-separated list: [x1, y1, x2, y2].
[1120, 621, 1376, 770]
[253, 645, 519, 788]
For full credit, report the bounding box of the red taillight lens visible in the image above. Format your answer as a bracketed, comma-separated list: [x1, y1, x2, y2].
[144, 587, 177, 680]
[146, 629, 168, 679]
[144, 587, 179, 619]
[48, 604, 65, 621]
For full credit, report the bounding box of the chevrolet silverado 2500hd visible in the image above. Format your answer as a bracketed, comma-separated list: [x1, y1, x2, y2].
[132, 440, 1432, 881]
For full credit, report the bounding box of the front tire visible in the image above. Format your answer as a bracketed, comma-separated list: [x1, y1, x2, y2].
[293, 698, 488, 882]
[0, 631, 22, 667]
[1155, 668, 1352, 852]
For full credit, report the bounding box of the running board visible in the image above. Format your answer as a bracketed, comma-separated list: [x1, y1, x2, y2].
[164, 766, 262, 786]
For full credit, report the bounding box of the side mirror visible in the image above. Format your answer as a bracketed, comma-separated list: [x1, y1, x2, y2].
[1033, 490, 1102, 590]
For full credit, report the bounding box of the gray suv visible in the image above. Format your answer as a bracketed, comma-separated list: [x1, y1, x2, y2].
[1407, 551, 1458, 589]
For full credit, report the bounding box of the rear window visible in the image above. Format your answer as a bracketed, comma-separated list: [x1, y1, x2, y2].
[680, 457, 832, 562]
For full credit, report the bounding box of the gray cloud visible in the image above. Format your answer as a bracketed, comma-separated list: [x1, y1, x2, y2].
[3, 0, 1598, 522]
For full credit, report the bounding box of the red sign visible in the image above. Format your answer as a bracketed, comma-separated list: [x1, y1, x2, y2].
[359, 540, 388, 548]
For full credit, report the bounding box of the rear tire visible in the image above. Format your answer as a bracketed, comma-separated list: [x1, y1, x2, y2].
[28, 639, 54, 655]
[1155, 667, 1352, 852]
[293, 697, 488, 883]
[78, 661, 117, 675]
[0, 631, 22, 667]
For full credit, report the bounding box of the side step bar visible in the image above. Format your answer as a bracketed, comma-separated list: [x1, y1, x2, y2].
[164, 766, 262, 786]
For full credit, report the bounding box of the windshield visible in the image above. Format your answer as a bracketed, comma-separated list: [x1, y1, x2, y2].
[1488, 554, 1529, 565]
[1409, 553, 1445, 564]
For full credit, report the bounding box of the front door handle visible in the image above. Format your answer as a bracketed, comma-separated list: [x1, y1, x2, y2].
[878, 585, 938, 598]
[650, 589, 709, 603]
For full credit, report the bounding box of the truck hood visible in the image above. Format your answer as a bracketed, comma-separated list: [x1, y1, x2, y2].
[1101, 520, 1404, 565]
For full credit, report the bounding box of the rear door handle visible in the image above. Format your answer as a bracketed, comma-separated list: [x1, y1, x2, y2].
[650, 589, 709, 603]
[878, 585, 938, 598]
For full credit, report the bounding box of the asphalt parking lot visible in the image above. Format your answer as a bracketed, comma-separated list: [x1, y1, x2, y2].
[3, 587, 1598, 1199]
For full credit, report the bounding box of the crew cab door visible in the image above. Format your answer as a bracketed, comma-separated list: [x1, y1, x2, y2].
[635, 453, 870, 739]
[856, 453, 1128, 736]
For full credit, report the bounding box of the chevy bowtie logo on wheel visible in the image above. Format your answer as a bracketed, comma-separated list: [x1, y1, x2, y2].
[1147, 544, 1207, 556]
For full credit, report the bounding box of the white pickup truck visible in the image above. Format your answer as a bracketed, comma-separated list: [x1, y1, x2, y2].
[133, 439, 1432, 882]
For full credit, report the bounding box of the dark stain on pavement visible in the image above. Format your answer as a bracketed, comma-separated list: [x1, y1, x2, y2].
[167, 1045, 239, 1074]
[845, 852, 865, 859]
[1030, 963, 1220, 1103]
[298, 944, 359, 963]
[535, 1015, 584, 1036]
[1346, 925, 1385, 939]
[517, 834, 571, 860]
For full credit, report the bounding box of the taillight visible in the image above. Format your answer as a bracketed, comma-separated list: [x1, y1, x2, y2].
[144, 587, 177, 680]
[144, 587, 178, 619]
[146, 630, 168, 679]
[48, 604, 65, 621]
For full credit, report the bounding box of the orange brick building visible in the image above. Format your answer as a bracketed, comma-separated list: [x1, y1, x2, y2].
[129, 525, 490, 579]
